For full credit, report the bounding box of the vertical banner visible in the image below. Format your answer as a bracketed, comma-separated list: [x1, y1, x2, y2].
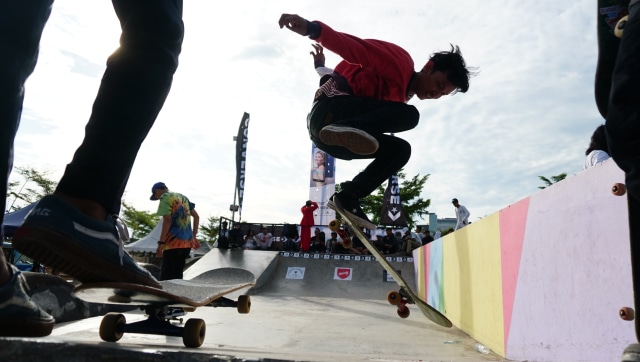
[379, 174, 408, 227]
[235, 112, 250, 220]
[309, 143, 335, 225]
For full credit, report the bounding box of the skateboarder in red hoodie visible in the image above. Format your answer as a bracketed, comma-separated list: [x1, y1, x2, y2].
[300, 200, 318, 252]
[279, 13, 474, 228]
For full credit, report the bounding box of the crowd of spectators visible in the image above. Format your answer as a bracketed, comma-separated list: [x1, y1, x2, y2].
[217, 221, 443, 256]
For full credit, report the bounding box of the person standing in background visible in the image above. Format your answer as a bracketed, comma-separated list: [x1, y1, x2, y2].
[151, 182, 200, 280]
[300, 200, 318, 252]
[452, 198, 470, 230]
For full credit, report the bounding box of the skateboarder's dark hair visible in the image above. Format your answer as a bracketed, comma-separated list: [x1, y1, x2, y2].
[428, 44, 475, 94]
[585, 124, 609, 155]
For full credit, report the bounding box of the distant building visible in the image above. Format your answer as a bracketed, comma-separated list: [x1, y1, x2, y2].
[424, 214, 457, 234]
[434, 218, 457, 232]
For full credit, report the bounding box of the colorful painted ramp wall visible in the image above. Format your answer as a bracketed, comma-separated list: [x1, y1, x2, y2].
[414, 159, 636, 362]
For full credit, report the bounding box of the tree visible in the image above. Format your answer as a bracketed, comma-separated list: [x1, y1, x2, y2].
[120, 202, 156, 241]
[538, 173, 567, 189]
[6, 167, 57, 212]
[338, 170, 432, 228]
[199, 216, 221, 245]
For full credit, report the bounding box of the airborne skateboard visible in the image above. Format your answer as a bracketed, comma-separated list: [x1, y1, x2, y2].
[329, 197, 452, 327]
[73, 267, 256, 348]
[595, 0, 629, 118]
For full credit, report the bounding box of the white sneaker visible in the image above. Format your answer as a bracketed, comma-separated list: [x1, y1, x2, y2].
[319, 125, 379, 155]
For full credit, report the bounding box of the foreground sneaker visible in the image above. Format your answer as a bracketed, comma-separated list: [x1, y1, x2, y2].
[0, 264, 55, 337]
[319, 125, 379, 155]
[13, 195, 161, 289]
[328, 193, 376, 230]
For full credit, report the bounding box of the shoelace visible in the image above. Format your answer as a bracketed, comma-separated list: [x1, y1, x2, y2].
[112, 215, 130, 266]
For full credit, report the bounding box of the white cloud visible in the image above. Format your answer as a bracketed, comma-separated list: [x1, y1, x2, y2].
[9, 0, 605, 227]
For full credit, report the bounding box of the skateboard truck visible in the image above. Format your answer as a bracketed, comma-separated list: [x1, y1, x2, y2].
[387, 288, 415, 319]
[208, 295, 252, 312]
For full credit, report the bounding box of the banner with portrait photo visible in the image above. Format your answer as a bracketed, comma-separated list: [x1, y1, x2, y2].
[309, 143, 335, 226]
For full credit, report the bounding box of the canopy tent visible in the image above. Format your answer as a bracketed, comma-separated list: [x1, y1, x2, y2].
[125, 219, 163, 253]
[2, 202, 37, 237]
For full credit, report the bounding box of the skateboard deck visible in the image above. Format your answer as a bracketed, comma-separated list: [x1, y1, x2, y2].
[595, 0, 629, 118]
[73, 267, 256, 347]
[330, 197, 452, 327]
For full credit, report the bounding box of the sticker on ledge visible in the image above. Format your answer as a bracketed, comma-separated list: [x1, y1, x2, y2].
[286, 267, 305, 279]
[334, 267, 353, 280]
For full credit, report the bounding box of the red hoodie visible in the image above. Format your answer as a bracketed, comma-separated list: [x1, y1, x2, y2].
[314, 21, 415, 103]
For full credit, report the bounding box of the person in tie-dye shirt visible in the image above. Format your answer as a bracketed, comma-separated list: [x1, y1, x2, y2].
[150, 182, 200, 280]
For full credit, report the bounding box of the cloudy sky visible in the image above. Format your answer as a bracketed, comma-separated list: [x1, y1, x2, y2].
[9, 0, 605, 226]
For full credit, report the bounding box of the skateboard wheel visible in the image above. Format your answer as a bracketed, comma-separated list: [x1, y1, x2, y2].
[387, 291, 401, 305]
[620, 307, 635, 321]
[397, 306, 410, 319]
[615, 15, 628, 38]
[342, 239, 352, 249]
[99, 312, 125, 342]
[183, 318, 206, 348]
[328, 220, 340, 232]
[612, 183, 627, 196]
[237, 295, 251, 314]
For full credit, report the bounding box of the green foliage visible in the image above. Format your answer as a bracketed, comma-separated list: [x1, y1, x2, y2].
[338, 169, 432, 228]
[6, 167, 57, 211]
[199, 216, 221, 244]
[5, 166, 227, 246]
[120, 201, 156, 241]
[538, 173, 567, 189]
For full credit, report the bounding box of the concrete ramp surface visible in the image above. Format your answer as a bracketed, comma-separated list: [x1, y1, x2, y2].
[183, 249, 279, 289]
[3, 250, 509, 361]
[255, 252, 417, 300]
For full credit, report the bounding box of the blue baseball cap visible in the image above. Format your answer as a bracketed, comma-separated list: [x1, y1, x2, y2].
[150, 182, 167, 200]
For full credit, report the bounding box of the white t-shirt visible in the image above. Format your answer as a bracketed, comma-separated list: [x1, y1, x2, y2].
[455, 205, 470, 230]
[583, 150, 611, 170]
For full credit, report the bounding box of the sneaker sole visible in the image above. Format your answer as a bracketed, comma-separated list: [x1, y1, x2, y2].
[13, 225, 161, 289]
[328, 199, 377, 230]
[319, 126, 379, 155]
[0, 318, 54, 337]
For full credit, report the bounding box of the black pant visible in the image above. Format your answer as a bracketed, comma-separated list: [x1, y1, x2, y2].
[160, 248, 190, 281]
[0, 0, 183, 218]
[606, 0, 640, 202]
[308, 96, 419, 198]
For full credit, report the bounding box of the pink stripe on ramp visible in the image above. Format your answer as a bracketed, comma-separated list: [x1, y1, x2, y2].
[499, 197, 530, 349]
[422, 244, 431, 301]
